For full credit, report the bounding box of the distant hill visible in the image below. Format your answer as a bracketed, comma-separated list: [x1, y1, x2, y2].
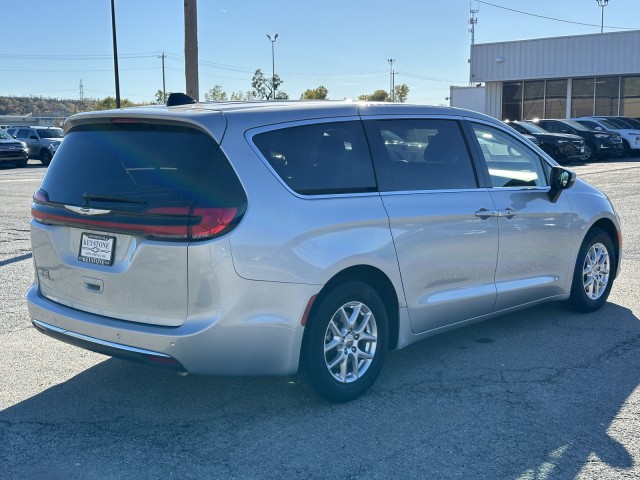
[0, 95, 150, 116]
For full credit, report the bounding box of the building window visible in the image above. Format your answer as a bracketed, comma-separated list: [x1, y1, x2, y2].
[571, 78, 595, 117]
[523, 81, 545, 120]
[595, 76, 620, 116]
[545, 80, 567, 118]
[621, 76, 640, 117]
[502, 82, 523, 121]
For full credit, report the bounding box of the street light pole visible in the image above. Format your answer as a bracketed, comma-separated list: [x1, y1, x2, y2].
[596, 0, 609, 34]
[267, 34, 278, 100]
[110, 0, 121, 108]
[388, 59, 395, 102]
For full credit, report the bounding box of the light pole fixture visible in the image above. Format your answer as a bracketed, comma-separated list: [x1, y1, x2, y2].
[267, 33, 278, 100]
[388, 58, 395, 102]
[596, 0, 609, 34]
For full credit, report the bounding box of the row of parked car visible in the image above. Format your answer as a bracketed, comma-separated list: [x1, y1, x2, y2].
[0, 125, 63, 168]
[509, 116, 640, 163]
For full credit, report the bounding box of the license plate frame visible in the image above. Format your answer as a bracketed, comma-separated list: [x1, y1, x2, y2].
[78, 232, 116, 266]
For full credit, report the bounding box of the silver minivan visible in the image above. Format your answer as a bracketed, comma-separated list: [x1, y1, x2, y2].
[27, 98, 621, 402]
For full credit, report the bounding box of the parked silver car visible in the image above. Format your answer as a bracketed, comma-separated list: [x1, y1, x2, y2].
[27, 97, 621, 402]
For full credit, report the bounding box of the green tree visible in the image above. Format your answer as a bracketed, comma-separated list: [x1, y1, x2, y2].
[204, 85, 228, 102]
[154, 89, 171, 104]
[230, 91, 256, 101]
[96, 96, 134, 110]
[251, 68, 285, 100]
[301, 86, 329, 100]
[394, 84, 410, 103]
[358, 89, 390, 102]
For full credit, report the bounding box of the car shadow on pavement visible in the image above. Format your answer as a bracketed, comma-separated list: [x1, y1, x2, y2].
[1, 301, 639, 479]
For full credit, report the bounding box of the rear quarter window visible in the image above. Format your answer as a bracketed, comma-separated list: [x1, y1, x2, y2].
[252, 120, 377, 195]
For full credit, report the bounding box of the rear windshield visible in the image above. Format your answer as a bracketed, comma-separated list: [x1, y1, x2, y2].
[39, 123, 231, 209]
[37, 128, 63, 138]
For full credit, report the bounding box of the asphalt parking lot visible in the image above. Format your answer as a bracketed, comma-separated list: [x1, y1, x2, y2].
[1, 157, 639, 479]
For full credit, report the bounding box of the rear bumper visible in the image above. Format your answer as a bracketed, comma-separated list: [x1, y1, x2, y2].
[27, 281, 314, 376]
[32, 318, 186, 371]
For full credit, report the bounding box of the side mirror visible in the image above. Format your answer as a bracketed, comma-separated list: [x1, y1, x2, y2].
[594, 126, 604, 131]
[548, 166, 576, 202]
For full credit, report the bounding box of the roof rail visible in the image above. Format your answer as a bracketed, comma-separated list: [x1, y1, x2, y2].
[166, 93, 197, 107]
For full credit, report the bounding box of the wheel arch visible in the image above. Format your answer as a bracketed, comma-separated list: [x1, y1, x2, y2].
[304, 265, 400, 351]
[587, 218, 621, 277]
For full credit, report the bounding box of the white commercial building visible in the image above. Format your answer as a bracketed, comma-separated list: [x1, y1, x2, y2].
[452, 29, 640, 121]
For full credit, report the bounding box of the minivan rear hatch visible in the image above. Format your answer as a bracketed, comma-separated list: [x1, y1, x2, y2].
[31, 119, 246, 326]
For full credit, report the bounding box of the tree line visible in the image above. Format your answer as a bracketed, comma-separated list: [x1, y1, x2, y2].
[1, 69, 410, 117]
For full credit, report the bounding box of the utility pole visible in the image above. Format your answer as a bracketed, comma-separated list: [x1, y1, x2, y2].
[184, 0, 199, 101]
[267, 34, 278, 100]
[159, 52, 166, 102]
[79, 79, 84, 102]
[387, 59, 395, 102]
[469, 3, 479, 85]
[110, 0, 121, 108]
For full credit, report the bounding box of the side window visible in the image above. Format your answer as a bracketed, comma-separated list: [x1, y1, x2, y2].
[471, 123, 548, 188]
[16, 129, 29, 139]
[252, 121, 376, 195]
[369, 118, 477, 191]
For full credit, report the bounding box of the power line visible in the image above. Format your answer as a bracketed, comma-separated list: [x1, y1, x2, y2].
[476, 0, 637, 30]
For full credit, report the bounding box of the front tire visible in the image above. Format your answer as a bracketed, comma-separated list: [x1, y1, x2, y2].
[298, 281, 388, 403]
[582, 142, 596, 162]
[566, 228, 615, 312]
[40, 149, 52, 166]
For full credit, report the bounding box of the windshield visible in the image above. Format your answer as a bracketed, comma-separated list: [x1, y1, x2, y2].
[517, 122, 547, 134]
[562, 120, 591, 131]
[607, 117, 640, 129]
[37, 128, 63, 139]
[597, 119, 621, 129]
[0, 130, 13, 140]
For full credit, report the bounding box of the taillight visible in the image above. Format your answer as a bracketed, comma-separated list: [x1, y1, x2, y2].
[191, 207, 238, 239]
[31, 204, 243, 241]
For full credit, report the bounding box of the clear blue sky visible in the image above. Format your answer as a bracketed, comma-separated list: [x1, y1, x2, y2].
[1, 0, 638, 104]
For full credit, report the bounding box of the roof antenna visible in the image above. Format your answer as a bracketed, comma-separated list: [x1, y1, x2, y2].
[166, 92, 197, 107]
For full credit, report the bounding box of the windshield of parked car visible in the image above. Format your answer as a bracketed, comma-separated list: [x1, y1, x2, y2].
[596, 119, 621, 129]
[606, 117, 640, 129]
[38, 128, 63, 139]
[0, 130, 13, 140]
[517, 122, 547, 134]
[562, 120, 591, 131]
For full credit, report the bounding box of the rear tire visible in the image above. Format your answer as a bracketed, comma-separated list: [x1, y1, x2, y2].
[298, 281, 388, 403]
[565, 228, 615, 313]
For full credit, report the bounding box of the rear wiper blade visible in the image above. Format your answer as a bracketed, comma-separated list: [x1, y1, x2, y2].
[82, 192, 148, 205]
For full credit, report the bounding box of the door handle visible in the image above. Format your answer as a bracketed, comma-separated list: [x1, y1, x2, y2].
[475, 208, 500, 218]
[497, 208, 517, 218]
